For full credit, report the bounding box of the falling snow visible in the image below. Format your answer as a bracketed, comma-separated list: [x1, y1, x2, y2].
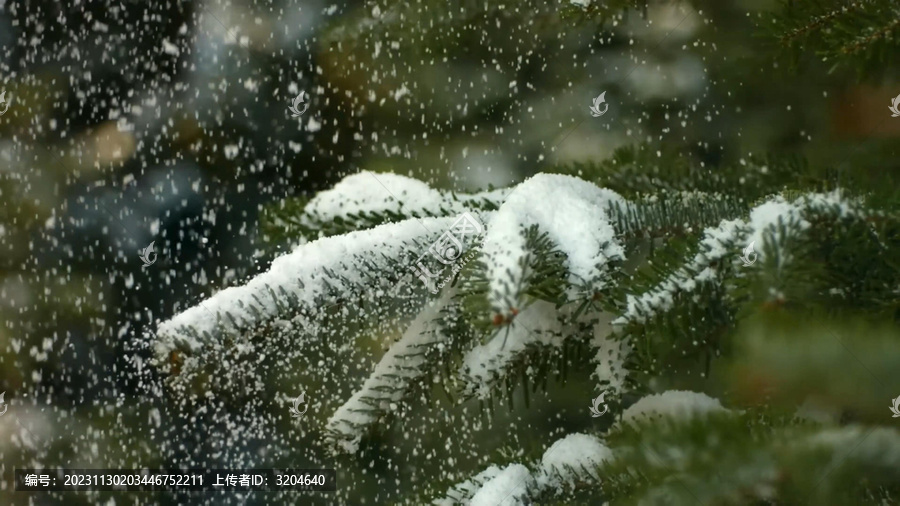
[1, 0, 893, 504]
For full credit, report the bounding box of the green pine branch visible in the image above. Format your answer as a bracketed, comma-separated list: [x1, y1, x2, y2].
[768, 0, 900, 76]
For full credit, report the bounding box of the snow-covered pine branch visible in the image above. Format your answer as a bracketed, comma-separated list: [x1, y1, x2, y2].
[154, 171, 506, 377]
[326, 288, 458, 454]
[154, 172, 632, 389]
[153, 216, 451, 368]
[598, 190, 869, 394]
[438, 390, 726, 505]
[616, 190, 864, 326]
[287, 171, 507, 238]
[151, 167, 892, 503]
[479, 173, 626, 316]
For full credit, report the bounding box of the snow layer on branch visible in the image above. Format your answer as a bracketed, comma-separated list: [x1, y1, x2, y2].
[327, 290, 454, 454]
[154, 216, 455, 361]
[614, 215, 742, 326]
[743, 190, 862, 253]
[468, 463, 533, 506]
[434, 465, 503, 505]
[460, 300, 562, 399]
[614, 191, 858, 326]
[614, 390, 729, 430]
[535, 433, 612, 490]
[440, 433, 612, 505]
[301, 170, 507, 223]
[481, 173, 626, 312]
[743, 199, 806, 256]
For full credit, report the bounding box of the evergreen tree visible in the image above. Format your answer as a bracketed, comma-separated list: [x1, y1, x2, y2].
[151, 0, 900, 504]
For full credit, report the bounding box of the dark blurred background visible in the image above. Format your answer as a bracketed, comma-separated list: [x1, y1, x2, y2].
[0, 0, 897, 504]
